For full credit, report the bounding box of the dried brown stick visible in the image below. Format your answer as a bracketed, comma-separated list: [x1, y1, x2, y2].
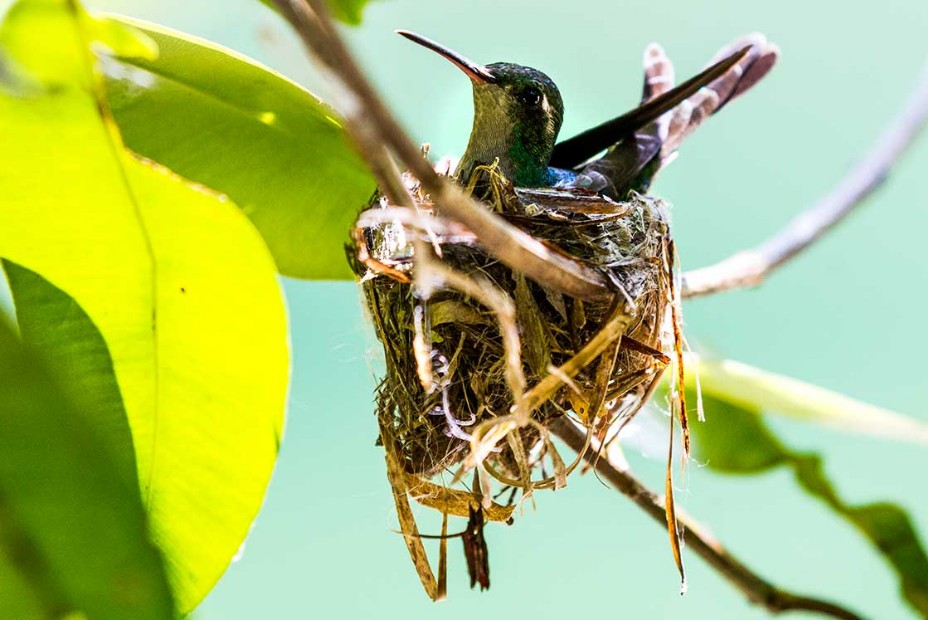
[270, 0, 612, 303]
[682, 64, 928, 298]
[550, 418, 863, 620]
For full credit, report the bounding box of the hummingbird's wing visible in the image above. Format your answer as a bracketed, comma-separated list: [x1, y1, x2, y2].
[553, 36, 779, 198]
[704, 34, 780, 110]
[557, 44, 676, 197]
[659, 34, 778, 157]
[641, 42, 675, 101]
[549, 46, 751, 170]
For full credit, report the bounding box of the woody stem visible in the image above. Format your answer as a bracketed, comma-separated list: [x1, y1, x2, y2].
[550, 418, 863, 619]
[681, 65, 928, 298]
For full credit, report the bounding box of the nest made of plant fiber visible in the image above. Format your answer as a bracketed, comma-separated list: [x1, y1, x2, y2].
[353, 164, 676, 499]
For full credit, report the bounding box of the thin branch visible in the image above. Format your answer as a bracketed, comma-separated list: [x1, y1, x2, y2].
[550, 418, 863, 620]
[271, 0, 612, 303]
[270, 2, 883, 615]
[682, 64, 928, 298]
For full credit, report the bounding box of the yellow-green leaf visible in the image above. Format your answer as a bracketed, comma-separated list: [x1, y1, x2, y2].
[689, 354, 928, 445]
[0, 0, 289, 612]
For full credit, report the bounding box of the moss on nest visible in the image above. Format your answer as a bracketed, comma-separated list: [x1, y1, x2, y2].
[353, 165, 675, 491]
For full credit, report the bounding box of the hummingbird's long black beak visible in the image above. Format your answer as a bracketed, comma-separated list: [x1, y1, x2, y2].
[396, 30, 497, 84]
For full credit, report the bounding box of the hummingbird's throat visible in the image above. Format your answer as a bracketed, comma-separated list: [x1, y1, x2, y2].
[456, 84, 554, 188]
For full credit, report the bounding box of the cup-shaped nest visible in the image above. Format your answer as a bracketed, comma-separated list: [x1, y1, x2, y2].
[353, 166, 676, 491]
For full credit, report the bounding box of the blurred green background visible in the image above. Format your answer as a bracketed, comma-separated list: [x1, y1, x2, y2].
[7, 0, 927, 617]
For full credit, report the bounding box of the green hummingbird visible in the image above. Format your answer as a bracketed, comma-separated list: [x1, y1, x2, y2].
[397, 30, 776, 198]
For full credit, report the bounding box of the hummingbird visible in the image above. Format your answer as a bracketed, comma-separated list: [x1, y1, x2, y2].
[397, 30, 777, 199]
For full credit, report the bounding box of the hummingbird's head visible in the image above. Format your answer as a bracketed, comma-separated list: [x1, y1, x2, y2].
[398, 30, 564, 187]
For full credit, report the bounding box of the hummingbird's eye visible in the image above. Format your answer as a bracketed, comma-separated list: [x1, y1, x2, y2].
[517, 86, 542, 107]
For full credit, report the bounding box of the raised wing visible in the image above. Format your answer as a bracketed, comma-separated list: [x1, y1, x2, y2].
[549, 46, 750, 169]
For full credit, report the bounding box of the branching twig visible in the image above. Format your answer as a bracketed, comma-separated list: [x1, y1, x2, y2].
[269, 1, 913, 615]
[681, 64, 928, 298]
[550, 418, 864, 620]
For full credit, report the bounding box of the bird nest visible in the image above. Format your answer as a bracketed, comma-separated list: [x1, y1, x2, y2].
[351, 164, 680, 598]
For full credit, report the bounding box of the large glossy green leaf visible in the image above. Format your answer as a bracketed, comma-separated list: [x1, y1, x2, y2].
[0, 0, 289, 612]
[104, 16, 375, 279]
[691, 394, 928, 616]
[0, 314, 175, 619]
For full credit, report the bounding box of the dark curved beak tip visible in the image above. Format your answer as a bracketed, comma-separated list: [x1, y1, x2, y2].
[395, 29, 497, 84]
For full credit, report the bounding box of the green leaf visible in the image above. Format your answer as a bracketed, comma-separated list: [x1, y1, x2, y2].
[691, 356, 928, 445]
[691, 394, 928, 616]
[4, 260, 139, 491]
[685, 396, 787, 472]
[258, 0, 375, 25]
[0, 544, 46, 620]
[327, 0, 373, 24]
[104, 16, 375, 279]
[0, 1, 289, 612]
[0, 314, 175, 619]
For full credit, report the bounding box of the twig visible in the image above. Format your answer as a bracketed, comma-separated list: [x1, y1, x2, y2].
[550, 418, 864, 620]
[269, 1, 882, 614]
[682, 64, 928, 298]
[270, 0, 612, 303]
